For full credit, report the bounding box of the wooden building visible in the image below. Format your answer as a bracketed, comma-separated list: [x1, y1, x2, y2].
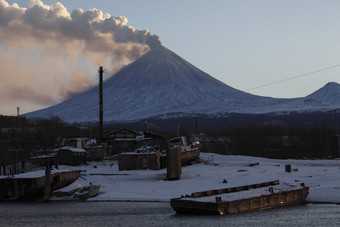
[56, 147, 86, 165]
[105, 128, 142, 156]
[104, 128, 167, 156]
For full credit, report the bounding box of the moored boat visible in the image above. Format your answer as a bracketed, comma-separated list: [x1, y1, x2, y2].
[73, 182, 100, 200]
[167, 137, 200, 165]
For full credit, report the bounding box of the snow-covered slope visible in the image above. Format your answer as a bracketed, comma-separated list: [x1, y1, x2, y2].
[25, 46, 340, 123]
[301, 82, 340, 109]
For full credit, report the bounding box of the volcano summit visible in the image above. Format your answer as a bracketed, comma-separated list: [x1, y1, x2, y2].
[25, 46, 340, 123]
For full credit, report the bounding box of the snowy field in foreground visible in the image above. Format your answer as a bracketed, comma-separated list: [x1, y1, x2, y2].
[52, 153, 340, 203]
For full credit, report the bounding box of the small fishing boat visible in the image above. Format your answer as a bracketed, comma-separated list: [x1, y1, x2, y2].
[170, 180, 309, 215]
[73, 182, 100, 200]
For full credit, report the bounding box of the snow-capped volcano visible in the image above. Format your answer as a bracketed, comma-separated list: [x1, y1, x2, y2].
[25, 46, 340, 123]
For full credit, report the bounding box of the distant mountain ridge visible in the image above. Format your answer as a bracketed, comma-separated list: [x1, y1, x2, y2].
[25, 46, 340, 123]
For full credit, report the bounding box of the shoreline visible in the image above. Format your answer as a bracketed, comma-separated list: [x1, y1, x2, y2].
[3, 198, 340, 206]
[3, 153, 340, 204]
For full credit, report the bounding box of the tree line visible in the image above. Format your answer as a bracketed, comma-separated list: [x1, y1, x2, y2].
[202, 122, 339, 159]
[1, 116, 339, 170]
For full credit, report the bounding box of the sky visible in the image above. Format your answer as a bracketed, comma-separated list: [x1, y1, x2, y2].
[2, 0, 340, 116]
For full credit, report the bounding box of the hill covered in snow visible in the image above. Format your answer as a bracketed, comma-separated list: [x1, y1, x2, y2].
[25, 46, 340, 123]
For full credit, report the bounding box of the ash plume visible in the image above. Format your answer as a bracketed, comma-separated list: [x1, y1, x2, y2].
[0, 0, 161, 114]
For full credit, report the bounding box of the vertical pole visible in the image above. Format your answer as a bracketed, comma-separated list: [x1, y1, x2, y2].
[98, 66, 104, 140]
[13, 150, 17, 174]
[177, 124, 180, 137]
[1, 160, 5, 176]
[44, 159, 51, 201]
[334, 110, 340, 156]
[195, 117, 198, 137]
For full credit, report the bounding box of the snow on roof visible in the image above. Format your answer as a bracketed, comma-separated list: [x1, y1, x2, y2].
[56, 146, 86, 153]
[113, 138, 136, 141]
[31, 153, 57, 159]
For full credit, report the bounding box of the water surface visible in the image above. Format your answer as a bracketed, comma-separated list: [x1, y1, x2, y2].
[0, 202, 339, 226]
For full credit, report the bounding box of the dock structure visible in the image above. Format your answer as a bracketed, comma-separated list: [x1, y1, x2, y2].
[171, 180, 309, 215]
[0, 170, 81, 200]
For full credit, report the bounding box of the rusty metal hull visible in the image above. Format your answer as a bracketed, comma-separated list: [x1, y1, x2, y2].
[181, 147, 200, 165]
[118, 152, 161, 170]
[171, 180, 309, 215]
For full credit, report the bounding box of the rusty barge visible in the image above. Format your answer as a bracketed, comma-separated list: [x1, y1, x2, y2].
[170, 180, 309, 215]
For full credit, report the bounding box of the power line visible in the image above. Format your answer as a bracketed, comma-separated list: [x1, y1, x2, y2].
[245, 64, 340, 92]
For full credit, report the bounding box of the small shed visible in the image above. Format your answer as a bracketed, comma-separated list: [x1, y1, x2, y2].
[57, 146, 86, 165]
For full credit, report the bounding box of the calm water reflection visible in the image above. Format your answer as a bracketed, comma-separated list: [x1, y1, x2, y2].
[0, 201, 339, 226]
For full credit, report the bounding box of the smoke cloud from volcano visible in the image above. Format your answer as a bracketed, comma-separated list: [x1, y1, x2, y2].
[0, 0, 161, 115]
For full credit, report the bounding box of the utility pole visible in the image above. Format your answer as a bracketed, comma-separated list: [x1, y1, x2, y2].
[44, 158, 51, 201]
[334, 109, 340, 156]
[195, 117, 198, 137]
[98, 66, 104, 140]
[177, 124, 180, 137]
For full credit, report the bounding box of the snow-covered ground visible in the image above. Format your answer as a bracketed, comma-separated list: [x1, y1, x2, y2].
[49, 153, 340, 203]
